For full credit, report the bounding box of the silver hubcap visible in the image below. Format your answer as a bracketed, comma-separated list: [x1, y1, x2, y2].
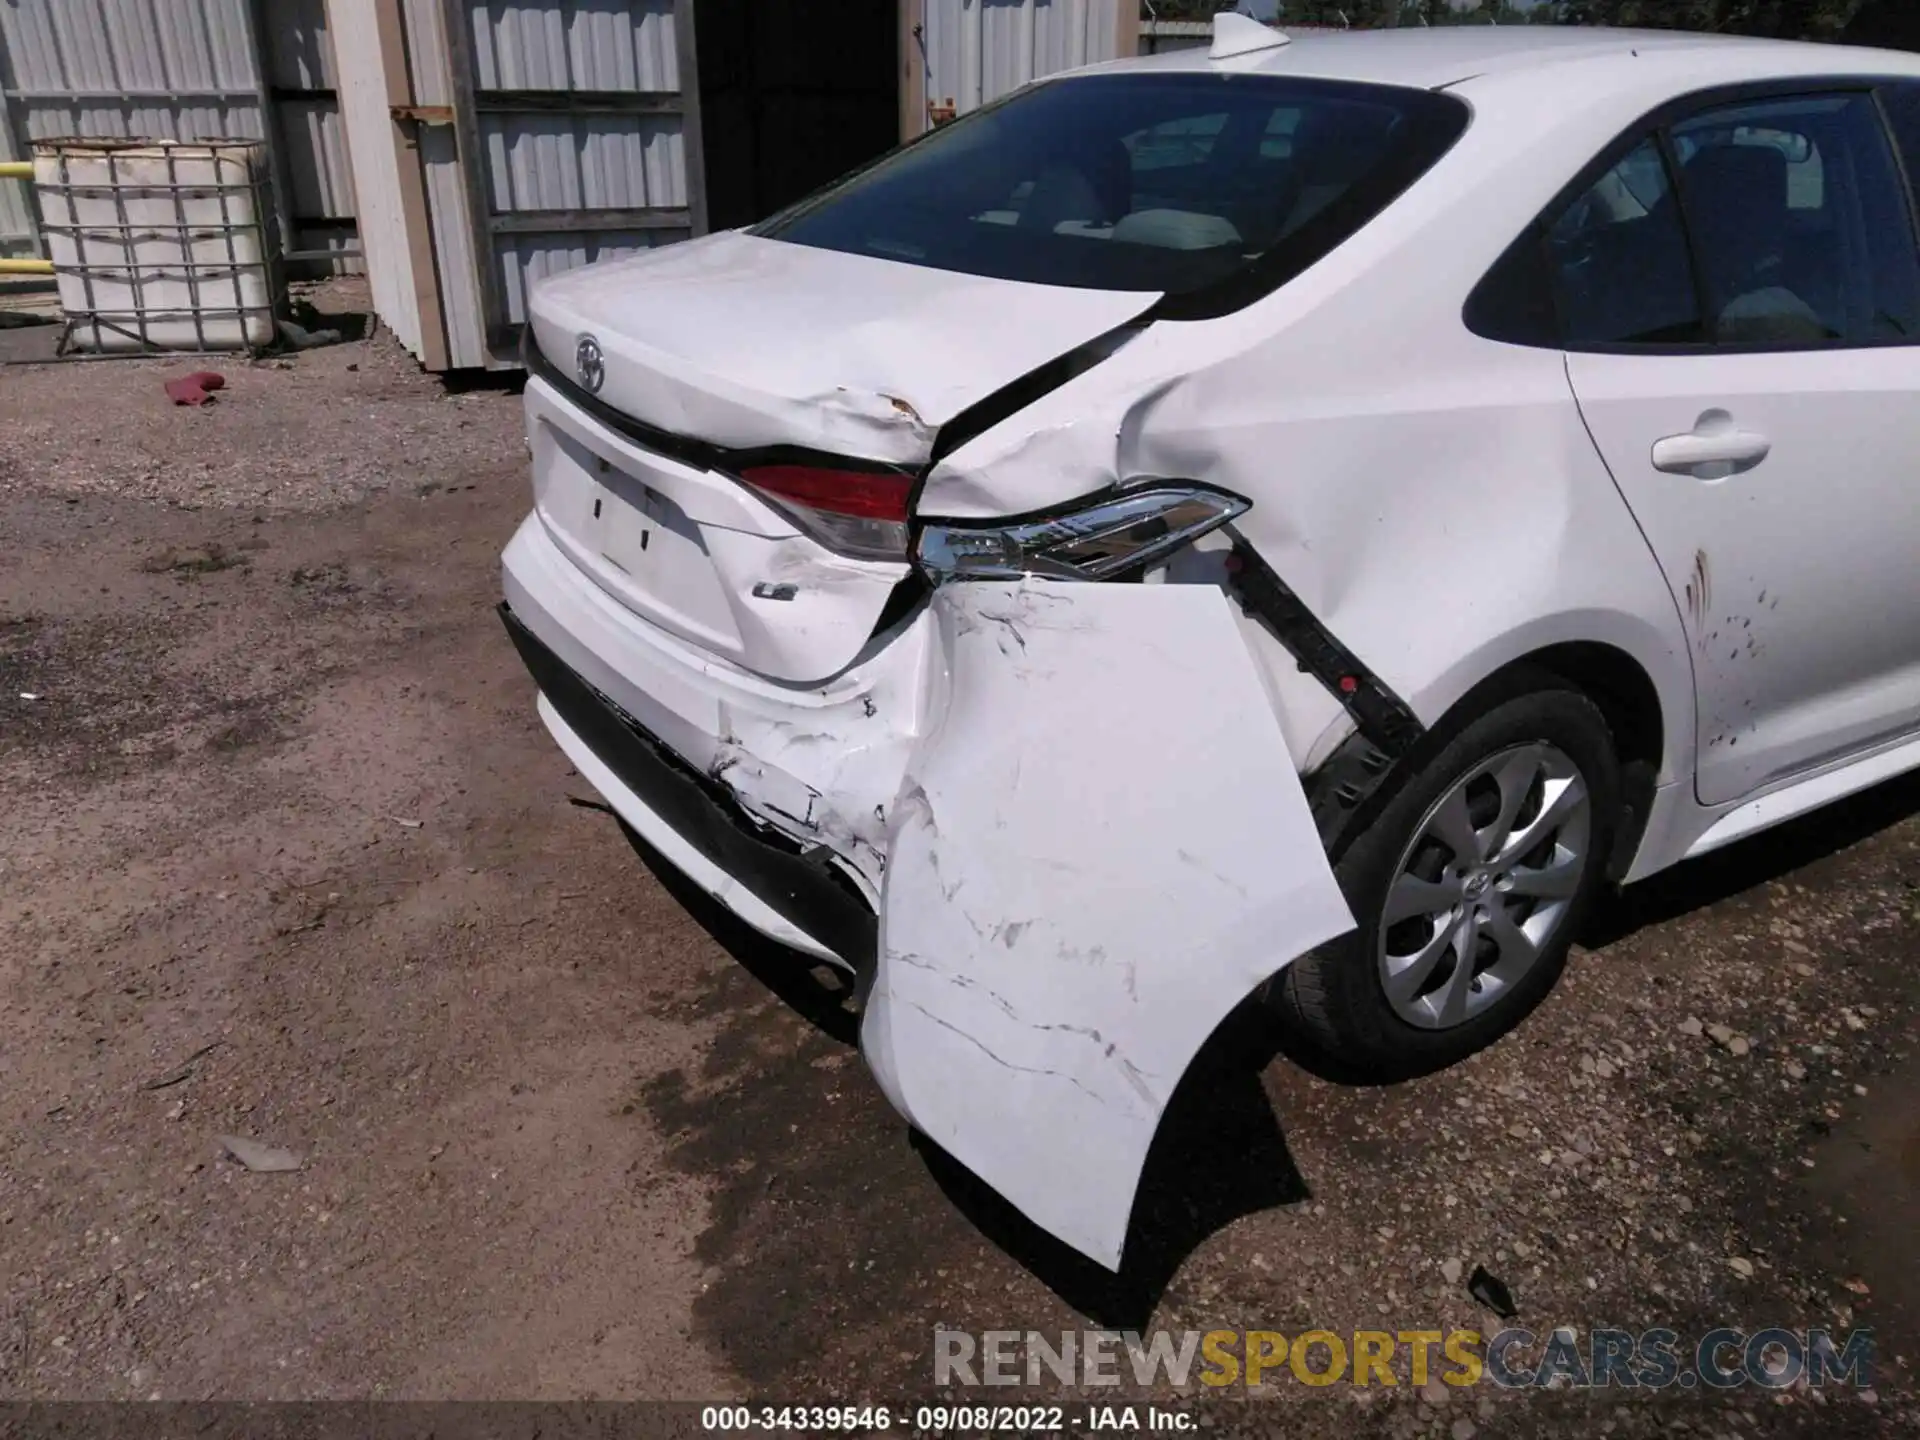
[1377, 742, 1592, 1031]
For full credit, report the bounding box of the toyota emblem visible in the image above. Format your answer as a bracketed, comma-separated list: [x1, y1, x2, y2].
[575, 334, 605, 394]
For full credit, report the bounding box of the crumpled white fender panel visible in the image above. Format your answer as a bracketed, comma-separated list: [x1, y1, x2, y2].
[862, 580, 1356, 1270]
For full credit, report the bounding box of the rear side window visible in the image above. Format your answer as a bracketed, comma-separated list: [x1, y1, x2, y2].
[757, 73, 1469, 306]
[1547, 138, 1704, 346]
[1473, 85, 1920, 351]
[1672, 93, 1920, 345]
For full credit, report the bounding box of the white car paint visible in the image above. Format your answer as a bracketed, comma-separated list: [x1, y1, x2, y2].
[865, 580, 1354, 1269]
[1568, 345, 1920, 806]
[502, 24, 1920, 1269]
[538, 691, 840, 960]
[523, 377, 912, 685]
[527, 230, 1156, 466]
[502, 506, 937, 905]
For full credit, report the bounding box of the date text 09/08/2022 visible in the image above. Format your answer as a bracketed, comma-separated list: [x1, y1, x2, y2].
[699, 1405, 1193, 1432]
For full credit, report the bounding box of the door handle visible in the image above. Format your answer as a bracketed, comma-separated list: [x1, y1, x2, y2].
[1650, 417, 1771, 477]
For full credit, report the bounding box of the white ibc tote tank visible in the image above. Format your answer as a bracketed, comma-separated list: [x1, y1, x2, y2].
[33, 138, 284, 354]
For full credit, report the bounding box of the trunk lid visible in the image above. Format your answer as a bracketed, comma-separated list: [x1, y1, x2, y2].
[523, 231, 1156, 682]
[527, 230, 1157, 465]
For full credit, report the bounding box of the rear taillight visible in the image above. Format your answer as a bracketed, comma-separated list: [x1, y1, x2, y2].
[740, 465, 914, 562]
[914, 483, 1251, 583]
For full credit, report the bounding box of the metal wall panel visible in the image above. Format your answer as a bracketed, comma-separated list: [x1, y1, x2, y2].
[494, 228, 670, 325]
[264, 0, 341, 88]
[1137, 18, 1339, 53]
[467, 0, 680, 92]
[0, 0, 261, 129]
[918, 0, 1125, 131]
[438, 0, 692, 361]
[261, 0, 359, 262]
[480, 113, 686, 212]
[2, 0, 259, 95]
[391, 0, 487, 367]
[277, 98, 354, 221]
[1138, 19, 1211, 55]
[0, 0, 357, 264]
[19, 98, 265, 142]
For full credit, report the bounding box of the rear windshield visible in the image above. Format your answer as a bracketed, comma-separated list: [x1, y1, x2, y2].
[756, 72, 1469, 305]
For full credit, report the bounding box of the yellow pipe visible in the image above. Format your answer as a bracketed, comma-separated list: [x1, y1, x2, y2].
[2, 163, 56, 274]
[1, 163, 53, 274]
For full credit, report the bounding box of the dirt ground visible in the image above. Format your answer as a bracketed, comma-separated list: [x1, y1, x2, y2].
[0, 286, 1915, 1435]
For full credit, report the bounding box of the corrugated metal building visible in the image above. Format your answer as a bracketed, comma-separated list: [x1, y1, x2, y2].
[916, 0, 1134, 125]
[0, 0, 359, 267]
[332, 0, 1139, 372]
[3, 0, 1138, 366]
[1140, 17, 1344, 54]
[1137, 18, 1216, 55]
[327, 0, 701, 370]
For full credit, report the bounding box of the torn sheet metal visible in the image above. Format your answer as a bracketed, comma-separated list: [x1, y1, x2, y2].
[501, 513, 935, 905]
[862, 579, 1356, 1270]
[528, 231, 1159, 465]
[703, 657, 928, 904]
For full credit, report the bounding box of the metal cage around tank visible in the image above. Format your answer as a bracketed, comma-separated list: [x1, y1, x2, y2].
[34, 136, 283, 355]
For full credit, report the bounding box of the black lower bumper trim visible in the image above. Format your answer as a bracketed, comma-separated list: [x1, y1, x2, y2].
[1226, 540, 1425, 759]
[498, 603, 877, 969]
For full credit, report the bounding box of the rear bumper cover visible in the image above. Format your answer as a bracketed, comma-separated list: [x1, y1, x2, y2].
[504, 529, 1357, 1273]
[501, 603, 878, 970]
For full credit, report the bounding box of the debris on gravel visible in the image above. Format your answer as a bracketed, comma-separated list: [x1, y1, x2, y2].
[217, 1135, 304, 1174]
[1467, 1266, 1519, 1320]
[139, 1042, 221, 1091]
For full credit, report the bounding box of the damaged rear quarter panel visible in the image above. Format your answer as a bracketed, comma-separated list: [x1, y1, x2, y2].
[862, 579, 1355, 1270]
[917, 100, 1696, 788]
[924, 328, 1693, 786]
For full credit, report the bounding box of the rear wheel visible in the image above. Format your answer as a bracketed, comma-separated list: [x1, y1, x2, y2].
[1272, 676, 1621, 1081]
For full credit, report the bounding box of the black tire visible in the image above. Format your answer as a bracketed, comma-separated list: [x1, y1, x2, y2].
[1270, 670, 1622, 1082]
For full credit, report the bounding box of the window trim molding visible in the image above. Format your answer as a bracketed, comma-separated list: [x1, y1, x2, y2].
[1871, 82, 1920, 267]
[1651, 125, 1711, 348]
[1465, 74, 1920, 357]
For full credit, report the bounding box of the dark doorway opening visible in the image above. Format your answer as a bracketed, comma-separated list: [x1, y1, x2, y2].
[694, 0, 901, 232]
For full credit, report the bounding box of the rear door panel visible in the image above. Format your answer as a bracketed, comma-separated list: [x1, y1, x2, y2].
[1568, 346, 1920, 806]
[1561, 87, 1920, 804]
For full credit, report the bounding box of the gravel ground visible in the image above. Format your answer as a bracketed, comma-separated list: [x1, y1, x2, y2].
[0, 285, 1914, 1434]
[0, 281, 499, 513]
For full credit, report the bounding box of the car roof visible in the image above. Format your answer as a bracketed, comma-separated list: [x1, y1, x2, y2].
[1078, 25, 1920, 94]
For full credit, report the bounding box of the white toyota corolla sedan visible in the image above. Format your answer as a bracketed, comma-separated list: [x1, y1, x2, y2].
[501, 17, 1920, 1269]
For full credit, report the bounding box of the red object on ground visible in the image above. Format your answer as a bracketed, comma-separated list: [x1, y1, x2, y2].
[165, 371, 226, 406]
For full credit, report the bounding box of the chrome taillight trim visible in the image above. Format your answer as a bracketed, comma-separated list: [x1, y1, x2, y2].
[913, 483, 1252, 584]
